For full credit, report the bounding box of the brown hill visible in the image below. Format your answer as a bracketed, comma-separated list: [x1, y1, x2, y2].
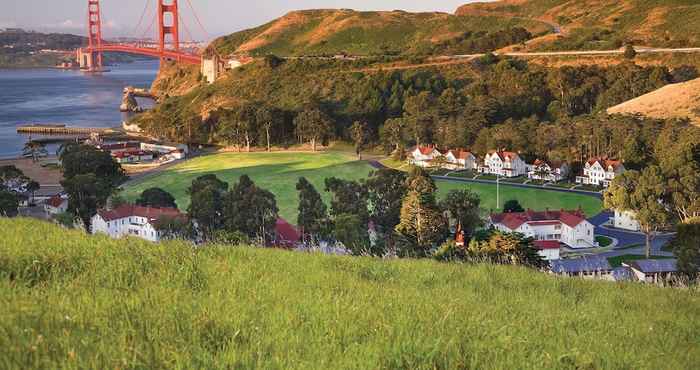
[210, 9, 549, 57]
[607, 78, 700, 126]
[456, 0, 700, 50]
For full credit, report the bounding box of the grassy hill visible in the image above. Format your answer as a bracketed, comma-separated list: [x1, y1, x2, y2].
[607, 77, 700, 127]
[456, 0, 700, 50]
[1, 217, 698, 368]
[209, 9, 549, 56]
[121, 152, 603, 223]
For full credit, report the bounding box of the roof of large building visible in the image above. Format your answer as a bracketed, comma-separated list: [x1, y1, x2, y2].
[550, 256, 612, 274]
[625, 259, 678, 273]
[586, 157, 623, 171]
[45, 195, 66, 208]
[447, 149, 474, 160]
[413, 145, 443, 156]
[533, 240, 560, 250]
[490, 209, 587, 230]
[98, 142, 140, 151]
[488, 150, 520, 162]
[96, 205, 183, 223]
[275, 218, 301, 245]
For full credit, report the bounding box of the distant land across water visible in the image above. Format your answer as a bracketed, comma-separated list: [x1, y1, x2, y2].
[0, 59, 159, 159]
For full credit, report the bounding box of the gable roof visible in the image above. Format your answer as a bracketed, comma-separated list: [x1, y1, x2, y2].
[533, 240, 560, 250]
[275, 218, 301, 245]
[488, 150, 520, 162]
[550, 256, 612, 274]
[626, 259, 678, 273]
[586, 157, 623, 171]
[413, 145, 441, 156]
[96, 205, 183, 223]
[447, 149, 474, 160]
[490, 209, 587, 230]
[46, 195, 66, 208]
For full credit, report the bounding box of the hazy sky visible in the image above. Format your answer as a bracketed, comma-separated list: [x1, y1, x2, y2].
[2, 0, 485, 41]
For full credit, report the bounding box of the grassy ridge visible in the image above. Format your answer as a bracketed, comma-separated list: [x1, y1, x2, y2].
[0, 218, 698, 368]
[211, 9, 548, 56]
[122, 153, 603, 224]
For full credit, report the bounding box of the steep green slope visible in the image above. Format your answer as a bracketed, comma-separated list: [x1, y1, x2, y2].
[0, 218, 698, 368]
[210, 9, 549, 56]
[456, 0, 700, 49]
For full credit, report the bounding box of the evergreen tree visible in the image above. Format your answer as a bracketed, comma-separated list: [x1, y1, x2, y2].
[223, 175, 279, 243]
[294, 106, 333, 151]
[350, 121, 368, 159]
[503, 199, 525, 213]
[439, 189, 482, 240]
[395, 167, 447, 256]
[136, 187, 178, 209]
[296, 177, 328, 242]
[673, 219, 700, 281]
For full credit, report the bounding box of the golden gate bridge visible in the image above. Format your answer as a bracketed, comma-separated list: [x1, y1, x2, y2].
[76, 0, 204, 71]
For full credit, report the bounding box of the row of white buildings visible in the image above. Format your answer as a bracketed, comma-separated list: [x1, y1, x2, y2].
[409, 145, 625, 186]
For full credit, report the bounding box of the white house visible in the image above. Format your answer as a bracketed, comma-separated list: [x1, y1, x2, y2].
[409, 145, 444, 167]
[576, 157, 625, 188]
[112, 150, 154, 164]
[533, 240, 561, 261]
[613, 210, 641, 231]
[528, 159, 569, 182]
[445, 149, 477, 170]
[91, 205, 185, 242]
[478, 151, 527, 177]
[44, 195, 68, 215]
[489, 209, 596, 249]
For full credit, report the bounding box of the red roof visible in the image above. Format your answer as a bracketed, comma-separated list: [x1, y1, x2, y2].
[97, 205, 183, 223]
[414, 145, 442, 155]
[489, 150, 520, 162]
[448, 149, 474, 160]
[534, 240, 561, 250]
[490, 209, 587, 230]
[587, 157, 622, 170]
[99, 142, 139, 151]
[46, 195, 66, 208]
[275, 218, 300, 245]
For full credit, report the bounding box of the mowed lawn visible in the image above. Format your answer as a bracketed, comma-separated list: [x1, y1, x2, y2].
[122, 152, 374, 223]
[123, 152, 603, 224]
[436, 180, 603, 218]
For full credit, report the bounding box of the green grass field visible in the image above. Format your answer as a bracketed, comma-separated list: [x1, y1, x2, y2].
[0, 218, 698, 369]
[122, 152, 373, 223]
[123, 153, 603, 224]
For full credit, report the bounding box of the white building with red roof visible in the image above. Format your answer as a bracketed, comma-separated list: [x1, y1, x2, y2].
[91, 205, 185, 242]
[576, 157, 625, 187]
[527, 159, 569, 182]
[409, 145, 444, 167]
[44, 194, 68, 215]
[112, 150, 154, 164]
[478, 150, 527, 177]
[489, 209, 596, 249]
[445, 149, 477, 170]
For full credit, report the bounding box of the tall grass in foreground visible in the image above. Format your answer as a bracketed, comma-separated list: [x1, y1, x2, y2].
[0, 218, 698, 369]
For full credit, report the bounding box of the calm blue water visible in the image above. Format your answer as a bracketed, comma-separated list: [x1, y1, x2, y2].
[0, 59, 159, 158]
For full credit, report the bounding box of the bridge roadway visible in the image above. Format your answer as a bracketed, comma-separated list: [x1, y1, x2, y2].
[86, 44, 201, 65]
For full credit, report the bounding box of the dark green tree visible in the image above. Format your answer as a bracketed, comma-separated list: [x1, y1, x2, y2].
[187, 174, 229, 240]
[256, 105, 282, 152]
[136, 187, 178, 209]
[294, 106, 333, 151]
[0, 190, 19, 217]
[623, 44, 637, 60]
[60, 144, 126, 187]
[673, 219, 700, 281]
[296, 177, 328, 242]
[62, 173, 114, 229]
[439, 189, 482, 240]
[467, 230, 546, 268]
[503, 199, 525, 213]
[223, 175, 279, 243]
[333, 213, 370, 255]
[324, 177, 369, 223]
[350, 121, 369, 159]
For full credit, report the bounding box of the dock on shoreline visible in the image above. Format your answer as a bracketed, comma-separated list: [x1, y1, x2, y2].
[17, 124, 116, 135]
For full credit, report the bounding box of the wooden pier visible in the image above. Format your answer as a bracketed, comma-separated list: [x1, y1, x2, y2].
[17, 124, 115, 135]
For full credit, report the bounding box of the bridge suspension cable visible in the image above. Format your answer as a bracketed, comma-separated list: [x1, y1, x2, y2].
[129, 0, 152, 38]
[185, 0, 210, 40]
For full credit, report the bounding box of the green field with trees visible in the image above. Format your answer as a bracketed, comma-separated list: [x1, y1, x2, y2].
[0, 217, 698, 368]
[122, 152, 602, 224]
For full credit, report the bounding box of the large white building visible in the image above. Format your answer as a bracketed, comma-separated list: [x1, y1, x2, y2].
[445, 149, 477, 170]
[576, 157, 625, 188]
[409, 145, 444, 167]
[528, 159, 569, 182]
[478, 151, 528, 177]
[489, 209, 597, 249]
[613, 210, 641, 231]
[91, 205, 185, 242]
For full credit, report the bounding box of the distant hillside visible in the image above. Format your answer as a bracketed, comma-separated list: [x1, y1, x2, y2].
[210, 9, 550, 56]
[607, 78, 700, 126]
[457, 0, 700, 50]
[1, 217, 698, 368]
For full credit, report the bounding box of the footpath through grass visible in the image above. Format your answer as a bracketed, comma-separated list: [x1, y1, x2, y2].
[0, 218, 698, 369]
[122, 152, 373, 223]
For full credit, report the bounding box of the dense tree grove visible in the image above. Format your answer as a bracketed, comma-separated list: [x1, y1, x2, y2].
[138, 57, 690, 164]
[136, 188, 178, 209]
